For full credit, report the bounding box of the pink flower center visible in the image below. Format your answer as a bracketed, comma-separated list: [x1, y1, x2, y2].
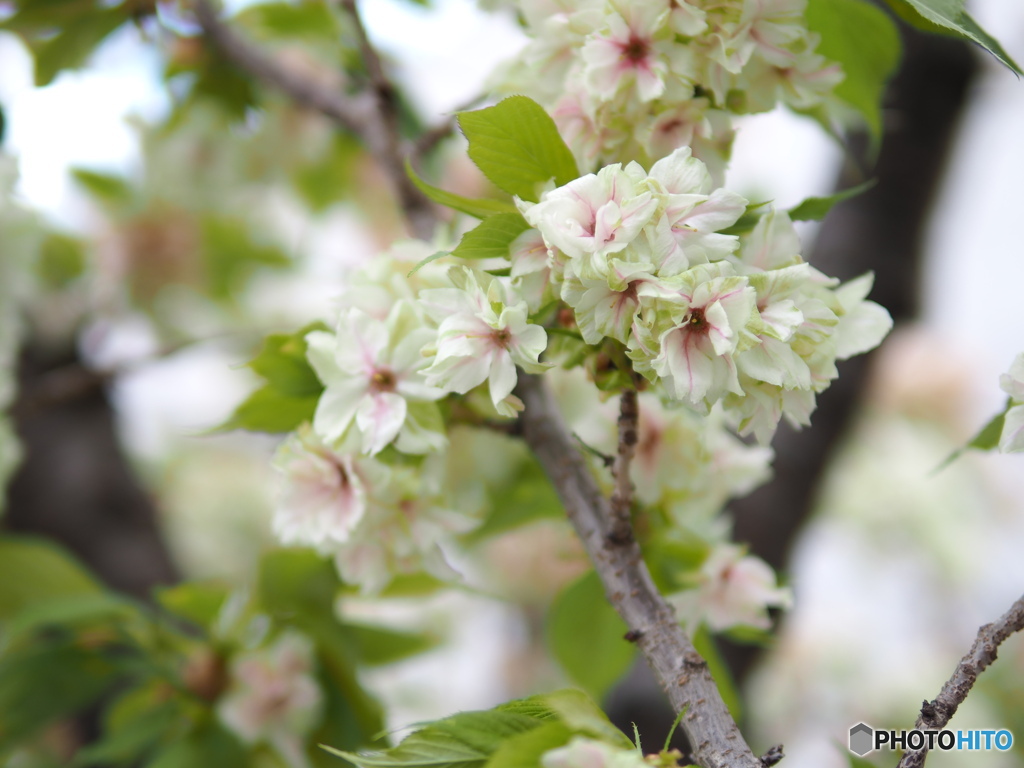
[621, 34, 650, 65]
[686, 307, 709, 334]
[491, 327, 512, 349]
[370, 368, 397, 393]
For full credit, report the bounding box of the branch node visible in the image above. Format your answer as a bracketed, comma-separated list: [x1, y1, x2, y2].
[759, 744, 784, 767]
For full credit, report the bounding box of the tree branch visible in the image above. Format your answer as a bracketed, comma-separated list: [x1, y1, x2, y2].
[193, 0, 435, 239]
[608, 388, 638, 544]
[515, 374, 763, 768]
[896, 593, 1024, 768]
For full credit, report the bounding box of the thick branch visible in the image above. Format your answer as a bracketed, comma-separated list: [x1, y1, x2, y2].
[515, 374, 762, 768]
[608, 388, 638, 544]
[896, 594, 1024, 768]
[193, 0, 435, 239]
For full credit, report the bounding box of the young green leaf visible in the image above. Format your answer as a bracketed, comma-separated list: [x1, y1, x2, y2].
[805, 0, 901, 138]
[406, 160, 520, 219]
[218, 323, 326, 434]
[546, 572, 637, 702]
[0, 536, 103, 621]
[934, 397, 1011, 471]
[408, 250, 451, 277]
[144, 721, 248, 768]
[451, 214, 531, 261]
[787, 180, 877, 222]
[483, 723, 574, 768]
[71, 168, 135, 207]
[218, 384, 321, 434]
[719, 200, 773, 236]
[325, 710, 546, 768]
[156, 580, 231, 629]
[27, 8, 127, 87]
[539, 690, 632, 748]
[885, 0, 1022, 75]
[458, 97, 579, 203]
[0, 638, 124, 753]
[347, 623, 439, 667]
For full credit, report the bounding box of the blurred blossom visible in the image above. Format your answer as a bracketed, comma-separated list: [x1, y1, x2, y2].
[218, 631, 323, 766]
[670, 543, 791, 631]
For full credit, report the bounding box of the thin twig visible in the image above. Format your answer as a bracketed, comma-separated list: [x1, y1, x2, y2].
[896, 593, 1024, 768]
[515, 374, 762, 768]
[608, 388, 638, 544]
[193, 0, 435, 239]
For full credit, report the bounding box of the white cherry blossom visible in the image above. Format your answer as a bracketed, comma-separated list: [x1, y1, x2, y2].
[306, 301, 444, 455]
[420, 267, 548, 416]
[671, 543, 791, 631]
[218, 631, 322, 767]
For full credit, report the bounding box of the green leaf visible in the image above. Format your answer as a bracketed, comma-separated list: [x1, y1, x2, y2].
[144, 721, 247, 768]
[691, 627, 742, 723]
[805, 0, 901, 137]
[483, 723, 574, 768]
[458, 97, 579, 203]
[238, 1, 342, 42]
[36, 232, 87, 288]
[408, 250, 451, 277]
[326, 710, 546, 768]
[0, 638, 124, 752]
[935, 397, 1011, 471]
[347, 623, 439, 667]
[0, 536, 103, 622]
[28, 8, 126, 86]
[156, 581, 231, 630]
[406, 161, 519, 219]
[967, 405, 1009, 451]
[75, 698, 181, 767]
[546, 572, 636, 702]
[452, 214, 531, 261]
[259, 548, 340, 619]
[248, 324, 327, 397]
[4, 593, 139, 643]
[218, 385, 320, 433]
[538, 690, 631, 748]
[787, 180, 877, 222]
[886, 0, 1021, 75]
[718, 200, 772, 236]
[71, 168, 135, 207]
[219, 324, 326, 433]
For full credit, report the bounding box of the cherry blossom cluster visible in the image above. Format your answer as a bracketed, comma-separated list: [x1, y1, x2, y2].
[270, 229, 799, 628]
[518, 146, 892, 444]
[495, 0, 842, 177]
[999, 353, 1024, 453]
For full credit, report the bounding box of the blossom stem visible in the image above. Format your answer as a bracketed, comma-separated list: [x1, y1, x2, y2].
[896, 592, 1024, 768]
[515, 373, 763, 768]
[608, 388, 638, 544]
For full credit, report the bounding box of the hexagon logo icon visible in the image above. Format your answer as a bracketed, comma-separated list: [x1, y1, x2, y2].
[849, 723, 874, 756]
